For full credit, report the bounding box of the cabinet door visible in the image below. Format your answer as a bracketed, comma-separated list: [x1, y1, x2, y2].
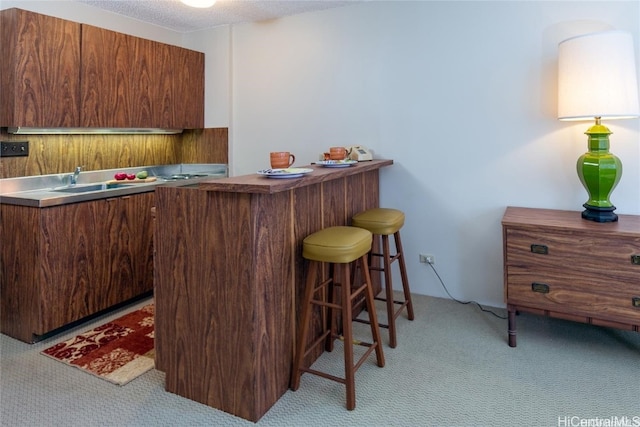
[82, 25, 141, 127]
[38, 194, 154, 335]
[156, 43, 205, 128]
[104, 193, 155, 301]
[0, 8, 81, 127]
[82, 24, 204, 128]
[39, 201, 105, 334]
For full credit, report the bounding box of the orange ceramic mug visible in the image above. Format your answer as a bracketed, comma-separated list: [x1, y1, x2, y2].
[270, 152, 295, 169]
[329, 147, 348, 160]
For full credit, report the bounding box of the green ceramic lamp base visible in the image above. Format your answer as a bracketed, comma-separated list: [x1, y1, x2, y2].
[577, 120, 622, 223]
[581, 203, 618, 222]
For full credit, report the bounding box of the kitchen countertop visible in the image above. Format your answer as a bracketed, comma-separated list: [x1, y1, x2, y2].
[198, 159, 393, 194]
[0, 163, 227, 207]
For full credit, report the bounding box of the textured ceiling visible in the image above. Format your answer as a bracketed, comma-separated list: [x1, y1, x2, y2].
[76, 0, 359, 33]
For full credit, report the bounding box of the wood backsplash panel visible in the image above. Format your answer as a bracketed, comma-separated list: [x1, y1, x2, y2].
[180, 128, 228, 164]
[0, 127, 228, 178]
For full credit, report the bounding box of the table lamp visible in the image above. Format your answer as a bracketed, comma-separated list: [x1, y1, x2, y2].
[557, 30, 640, 222]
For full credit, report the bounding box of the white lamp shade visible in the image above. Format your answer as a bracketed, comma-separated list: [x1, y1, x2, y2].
[557, 30, 640, 121]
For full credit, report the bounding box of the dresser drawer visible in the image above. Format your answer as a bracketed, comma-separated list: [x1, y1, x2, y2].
[505, 229, 640, 274]
[506, 267, 640, 325]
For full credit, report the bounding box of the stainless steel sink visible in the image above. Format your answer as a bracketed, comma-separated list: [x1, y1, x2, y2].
[53, 183, 134, 193]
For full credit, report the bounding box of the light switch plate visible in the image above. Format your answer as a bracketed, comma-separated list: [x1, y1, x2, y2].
[1, 141, 29, 157]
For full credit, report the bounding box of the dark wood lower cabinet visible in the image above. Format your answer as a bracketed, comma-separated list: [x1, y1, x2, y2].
[0, 192, 154, 342]
[154, 160, 391, 422]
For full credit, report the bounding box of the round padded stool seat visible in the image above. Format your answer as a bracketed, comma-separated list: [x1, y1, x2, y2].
[352, 208, 404, 236]
[303, 226, 372, 264]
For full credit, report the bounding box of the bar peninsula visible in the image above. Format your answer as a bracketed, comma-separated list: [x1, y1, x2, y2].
[154, 159, 393, 422]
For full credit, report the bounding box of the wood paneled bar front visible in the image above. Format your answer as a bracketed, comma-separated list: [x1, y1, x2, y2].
[153, 159, 392, 422]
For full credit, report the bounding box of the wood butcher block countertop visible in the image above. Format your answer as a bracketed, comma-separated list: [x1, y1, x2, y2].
[198, 159, 393, 194]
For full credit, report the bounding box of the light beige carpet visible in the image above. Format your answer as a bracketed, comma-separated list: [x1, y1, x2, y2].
[3, 294, 638, 426]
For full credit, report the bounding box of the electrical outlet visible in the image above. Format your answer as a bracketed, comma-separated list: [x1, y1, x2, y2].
[1, 141, 29, 157]
[419, 253, 435, 264]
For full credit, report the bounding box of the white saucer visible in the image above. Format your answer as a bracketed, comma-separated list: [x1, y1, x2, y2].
[257, 168, 313, 178]
[316, 160, 357, 168]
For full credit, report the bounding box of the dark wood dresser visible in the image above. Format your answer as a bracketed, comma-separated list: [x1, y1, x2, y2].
[502, 206, 640, 347]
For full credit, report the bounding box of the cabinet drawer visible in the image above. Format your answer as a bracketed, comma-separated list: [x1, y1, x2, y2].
[506, 260, 639, 289]
[507, 265, 640, 296]
[505, 228, 640, 277]
[507, 267, 640, 325]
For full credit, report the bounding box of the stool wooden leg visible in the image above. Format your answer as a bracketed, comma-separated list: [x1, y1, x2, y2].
[290, 261, 319, 391]
[381, 234, 397, 348]
[361, 255, 385, 367]
[394, 231, 414, 321]
[326, 263, 337, 353]
[341, 263, 356, 410]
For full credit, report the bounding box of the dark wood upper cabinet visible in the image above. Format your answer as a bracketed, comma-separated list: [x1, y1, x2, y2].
[82, 25, 204, 128]
[158, 42, 205, 129]
[0, 8, 81, 127]
[1, 8, 204, 129]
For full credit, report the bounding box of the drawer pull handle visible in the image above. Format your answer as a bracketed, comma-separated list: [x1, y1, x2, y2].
[531, 282, 549, 294]
[530, 244, 548, 255]
[632, 255, 640, 265]
[632, 297, 640, 308]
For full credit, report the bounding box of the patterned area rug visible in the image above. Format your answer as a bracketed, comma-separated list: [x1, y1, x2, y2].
[41, 304, 155, 386]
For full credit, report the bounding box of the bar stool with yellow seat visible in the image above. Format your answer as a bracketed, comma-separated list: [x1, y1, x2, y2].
[352, 208, 414, 348]
[290, 226, 385, 411]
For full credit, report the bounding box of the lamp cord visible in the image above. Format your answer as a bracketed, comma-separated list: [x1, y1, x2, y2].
[427, 262, 507, 320]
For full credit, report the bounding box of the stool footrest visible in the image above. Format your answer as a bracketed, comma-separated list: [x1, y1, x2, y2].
[299, 367, 346, 385]
[298, 341, 381, 386]
[354, 317, 389, 329]
[353, 344, 381, 372]
[351, 295, 409, 317]
[374, 296, 410, 306]
[301, 330, 333, 361]
[355, 299, 411, 327]
[332, 281, 369, 303]
[349, 283, 368, 302]
[369, 252, 400, 262]
[311, 298, 341, 311]
[335, 335, 377, 347]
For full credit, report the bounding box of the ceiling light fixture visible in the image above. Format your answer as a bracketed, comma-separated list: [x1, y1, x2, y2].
[180, 0, 216, 8]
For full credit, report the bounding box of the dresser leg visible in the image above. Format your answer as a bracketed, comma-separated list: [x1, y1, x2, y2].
[508, 306, 517, 347]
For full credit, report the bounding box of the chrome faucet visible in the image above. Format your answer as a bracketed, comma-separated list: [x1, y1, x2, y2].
[70, 166, 82, 185]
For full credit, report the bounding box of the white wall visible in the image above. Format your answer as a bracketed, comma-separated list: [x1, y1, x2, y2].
[184, 27, 231, 128]
[228, 1, 640, 308]
[4, 1, 639, 308]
